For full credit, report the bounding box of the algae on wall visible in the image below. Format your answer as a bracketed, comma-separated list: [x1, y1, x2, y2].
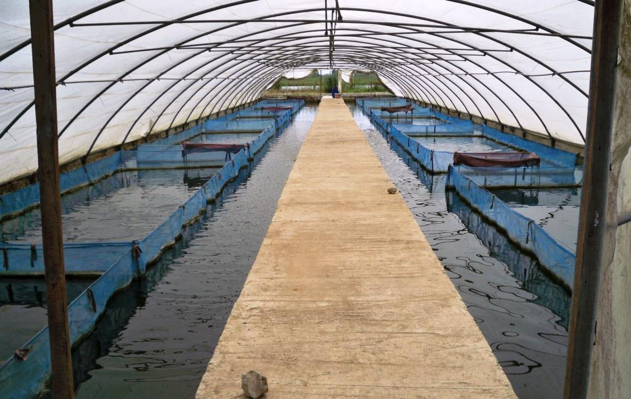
[587, 1, 631, 397]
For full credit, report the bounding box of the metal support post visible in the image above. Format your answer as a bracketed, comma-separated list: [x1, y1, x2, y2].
[28, 0, 75, 397]
[563, 0, 623, 397]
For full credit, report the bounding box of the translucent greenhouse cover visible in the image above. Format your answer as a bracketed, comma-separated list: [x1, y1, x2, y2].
[0, 0, 593, 185]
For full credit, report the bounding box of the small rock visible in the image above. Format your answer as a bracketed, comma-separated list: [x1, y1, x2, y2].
[241, 370, 268, 398]
[387, 187, 397, 194]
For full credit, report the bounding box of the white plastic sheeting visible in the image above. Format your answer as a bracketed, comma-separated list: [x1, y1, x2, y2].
[340, 69, 371, 84]
[0, 0, 593, 185]
[282, 69, 315, 80]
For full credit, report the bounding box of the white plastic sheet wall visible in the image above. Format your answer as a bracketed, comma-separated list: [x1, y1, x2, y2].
[0, 0, 593, 185]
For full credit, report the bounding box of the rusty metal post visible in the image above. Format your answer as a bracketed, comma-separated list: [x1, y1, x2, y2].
[563, 0, 623, 397]
[28, 0, 75, 397]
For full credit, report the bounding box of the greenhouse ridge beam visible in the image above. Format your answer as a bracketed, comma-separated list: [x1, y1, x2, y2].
[69, 18, 586, 39]
[28, 0, 75, 397]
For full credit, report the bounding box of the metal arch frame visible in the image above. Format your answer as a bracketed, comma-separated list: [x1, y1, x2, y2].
[0, 0, 124, 63]
[271, 8, 589, 139]
[445, 0, 593, 54]
[100, 26, 518, 156]
[63, 5, 592, 100]
[139, 40, 470, 136]
[0, 0, 259, 141]
[234, 49, 466, 110]
[109, 19, 506, 140]
[108, 25, 530, 148]
[4, 10, 579, 143]
[89, 24, 499, 153]
[192, 30, 525, 130]
[82, 21, 528, 153]
[0, 4, 591, 145]
[197, 6, 590, 140]
[101, 18, 576, 139]
[89, 9, 590, 141]
[177, 46, 449, 118]
[0, 22, 505, 142]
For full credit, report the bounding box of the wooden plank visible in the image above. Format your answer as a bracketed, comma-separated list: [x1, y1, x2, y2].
[196, 98, 515, 398]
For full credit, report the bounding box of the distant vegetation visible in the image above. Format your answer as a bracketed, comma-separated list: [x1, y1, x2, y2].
[266, 70, 391, 96]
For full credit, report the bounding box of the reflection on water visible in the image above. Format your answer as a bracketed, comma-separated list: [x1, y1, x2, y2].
[446, 192, 571, 329]
[490, 188, 581, 251]
[393, 117, 444, 126]
[0, 279, 93, 365]
[410, 136, 514, 153]
[1, 168, 218, 244]
[62, 106, 317, 399]
[349, 104, 570, 399]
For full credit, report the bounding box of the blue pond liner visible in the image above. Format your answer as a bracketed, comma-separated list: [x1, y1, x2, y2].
[446, 165, 575, 290]
[0, 242, 131, 276]
[357, 97, 577, 288]
[455, 165, 581, 189]
[360, 99, 578, 173]
[0, 153, 123, 221]
[0, 99, 304, 398]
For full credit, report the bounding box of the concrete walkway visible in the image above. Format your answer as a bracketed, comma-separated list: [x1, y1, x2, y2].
[196, 98, 515, 398]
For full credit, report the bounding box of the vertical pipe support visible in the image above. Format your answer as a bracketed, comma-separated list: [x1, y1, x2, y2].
[337, 69, 343, 94]
[563, 0, 623, 398]
[28, 0, 75, 397]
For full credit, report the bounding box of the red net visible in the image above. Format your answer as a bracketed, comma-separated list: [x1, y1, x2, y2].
[380, 104, 414, 113]
[181, 142, 247, 156]
[453, 152, 541, 167]
[262, 106, 292, 112]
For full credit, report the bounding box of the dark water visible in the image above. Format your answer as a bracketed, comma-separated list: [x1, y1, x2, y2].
[0, 168, 217, 363]
[0, 168, 219, 244]
[3, 101, 571, 398]
[490, 188, 581, 251]
[66, 106, 317, 399]
[0, 279, 93, 365]
[348, 104, 571, 399]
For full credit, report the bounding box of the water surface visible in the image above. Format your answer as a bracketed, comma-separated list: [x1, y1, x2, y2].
[411, 136, 515, 153]
[70, 106, 317, 399]
[349, 103, 571, 399]
[490, 188, 580, 251]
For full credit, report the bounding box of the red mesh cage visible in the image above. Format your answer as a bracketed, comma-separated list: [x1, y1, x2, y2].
[262, 106, 293, 112]
[380, 104, 414, 113]
[453, 152, 541, 167]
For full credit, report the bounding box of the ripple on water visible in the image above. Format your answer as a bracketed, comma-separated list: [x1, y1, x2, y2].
[348, 104, 570, 399]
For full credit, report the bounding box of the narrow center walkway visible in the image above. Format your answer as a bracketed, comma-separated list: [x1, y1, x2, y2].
[196, 98, 515, 398]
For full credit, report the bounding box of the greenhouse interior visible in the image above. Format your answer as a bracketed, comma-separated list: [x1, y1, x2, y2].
[0, 1, 630, 398]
